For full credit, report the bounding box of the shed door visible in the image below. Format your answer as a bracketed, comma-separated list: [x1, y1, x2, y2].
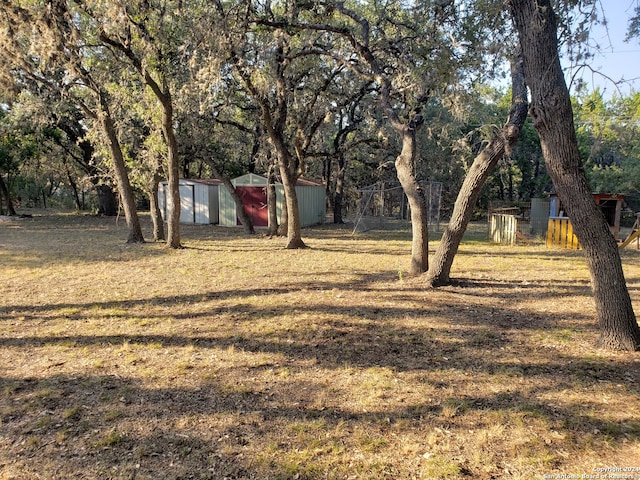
[236, 186, 268, 227]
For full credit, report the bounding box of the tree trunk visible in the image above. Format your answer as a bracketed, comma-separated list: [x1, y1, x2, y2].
[98, 108, 145, 244]
[149, 169, 165, 242]
[161, 98, 182, 249]
[333, 153, 346, 224]
[424, 52, 528, 286]
[98, 32, 181, 248]
[267, 164, 279, 236]
[395, 125, 428, 274]
[277, 199, 288, 237]
[510, 0, 640, 351]
[323, 155, 334, 218]
[96, 184, 117, 216]
[66, 167, 82, 211]
[0, 175, 16, 216]
[278, 155, 306, 249]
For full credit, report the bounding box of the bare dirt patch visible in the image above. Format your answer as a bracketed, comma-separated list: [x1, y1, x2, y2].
[1, 212, 639, 479]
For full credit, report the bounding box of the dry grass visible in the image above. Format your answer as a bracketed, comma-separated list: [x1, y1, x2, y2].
[1, 211, 639, 480]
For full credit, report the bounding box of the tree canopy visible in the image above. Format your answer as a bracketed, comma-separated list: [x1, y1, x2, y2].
[0, 0, 636, 218]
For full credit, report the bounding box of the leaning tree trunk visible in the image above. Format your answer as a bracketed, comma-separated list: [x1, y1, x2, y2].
[395, 125, 429, 274]
[510, 0, 640, 351]
[98, 108, 145, 244]
[203, 159, 255, 234]
[222, 177, 255, 235]
[424, 52, 528, 286]
[66, 167, 82, 211]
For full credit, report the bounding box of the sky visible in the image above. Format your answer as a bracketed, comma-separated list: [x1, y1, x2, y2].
[570, 2, 640, 97]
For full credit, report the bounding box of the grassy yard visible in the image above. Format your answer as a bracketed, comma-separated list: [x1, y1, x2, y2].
[1, 212, 639, 479]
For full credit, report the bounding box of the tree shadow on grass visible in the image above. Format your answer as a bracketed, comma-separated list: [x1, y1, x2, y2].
[1, 356, 639, 479]
[0, 268, 602, 326]
[0, 280, 602, 373]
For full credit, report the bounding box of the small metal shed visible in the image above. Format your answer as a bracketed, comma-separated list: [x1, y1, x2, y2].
[218, 173, 326, 228]
[158, 178, 221, 225]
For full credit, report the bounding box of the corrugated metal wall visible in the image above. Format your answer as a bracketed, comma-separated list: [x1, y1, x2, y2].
[159, 180, 218, 224]
[530, 198, 550, 236]
[295, 185, 326, 226]
[219, 174, 326, 227]
[179, 184, 195, 223]
[218, 184, 240, 226]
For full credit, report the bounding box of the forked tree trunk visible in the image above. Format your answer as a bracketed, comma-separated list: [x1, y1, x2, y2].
[510, 0, 640, 351]
[424, 52, 528, 286]
[330, 2, 428, 270]
[99, 32, 181, 248]
[98, 108, 145, 244]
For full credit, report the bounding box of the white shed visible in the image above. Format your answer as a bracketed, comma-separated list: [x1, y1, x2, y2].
[158, 178, 221, 224]
[218, 173, 326, 228]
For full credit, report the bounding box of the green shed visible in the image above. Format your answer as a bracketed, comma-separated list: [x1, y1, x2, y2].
[218, 173, 326, 228]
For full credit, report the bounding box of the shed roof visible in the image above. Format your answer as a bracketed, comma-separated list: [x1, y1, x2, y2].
[295, 177, 324, 187]
[232, 173, 323, 187]
[187, 178, 223, 186]
[160, 178, 223, 186]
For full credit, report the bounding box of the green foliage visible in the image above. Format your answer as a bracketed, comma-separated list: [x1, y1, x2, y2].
[574, 89, 640, 197]
[625, 4, 640, 41]
[1, 0, 637, 220]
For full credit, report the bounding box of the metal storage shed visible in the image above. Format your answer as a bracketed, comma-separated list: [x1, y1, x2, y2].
[158, 178, 221, 224]
[218, 173, 326, 228]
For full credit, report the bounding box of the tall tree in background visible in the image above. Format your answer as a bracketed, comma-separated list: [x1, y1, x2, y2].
[0, 0, 145, 242]
[324, 2, 432, 273]
[217, 1, 344, 248]
[574, 90, 640, 195]
[509, 0, 640, 351]
[89, 0, 189, 248]
[321, 80, 374, 224]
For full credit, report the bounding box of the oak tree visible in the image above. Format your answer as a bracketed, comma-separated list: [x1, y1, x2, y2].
[509, 0, 640, 350]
